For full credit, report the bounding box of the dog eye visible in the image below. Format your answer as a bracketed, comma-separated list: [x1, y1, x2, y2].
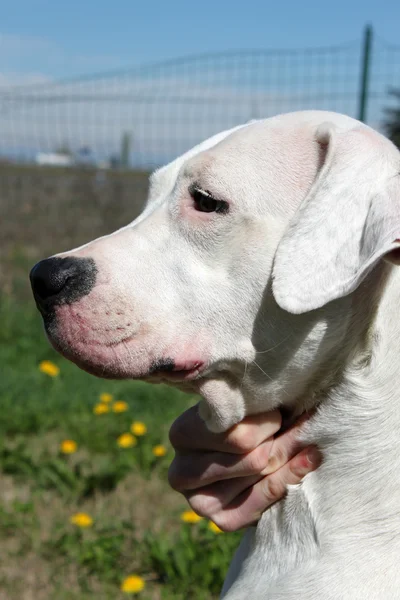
[190, 186, 229, 214]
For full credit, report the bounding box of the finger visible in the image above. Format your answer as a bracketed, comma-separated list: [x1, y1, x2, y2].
[184, 437, 320, 517]
[185, 475, 262, 518]
[260, 412, 312, 476]
[211, 446, 321, 532]
[169, 404, 282, 454]
[169, 439, 274, 491]
[184, 444, 321, 522]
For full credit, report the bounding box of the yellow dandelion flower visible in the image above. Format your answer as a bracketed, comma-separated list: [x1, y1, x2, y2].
[180, 510, 203, 524]
[130, 421, 147, 436]
[39, 360, 60, 377]
[117, 433, 137, 448]
[152, 444, 167, 457]
[99, 392, 113, 403]
[112, 401, 129, 413]
[70, 512, 93, 528]
[93, 403, 110, 415]
[60, 439, 77, 454]
[208, 521, 223, 534]
[120, 575, 145, 594]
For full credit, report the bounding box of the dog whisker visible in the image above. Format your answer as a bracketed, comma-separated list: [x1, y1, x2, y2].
[251, 360, 290, 398]
[251, 359, 273, 381]
[255, 334, 292, 355]
[240, 360, 249, 388]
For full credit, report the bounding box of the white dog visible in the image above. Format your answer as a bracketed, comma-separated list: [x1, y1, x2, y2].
[30, 111, 400, 599]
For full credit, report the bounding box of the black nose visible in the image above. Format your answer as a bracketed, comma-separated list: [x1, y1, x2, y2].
[30, 256, 97, 315]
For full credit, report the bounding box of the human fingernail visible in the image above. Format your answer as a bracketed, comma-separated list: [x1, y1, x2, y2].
[306, 446, 321, 467]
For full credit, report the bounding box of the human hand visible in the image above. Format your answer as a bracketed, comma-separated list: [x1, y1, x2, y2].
[168, 405, 320, 532]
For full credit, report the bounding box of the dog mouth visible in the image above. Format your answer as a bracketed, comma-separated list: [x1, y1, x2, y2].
[146, 358, 205, 383]
[45, 313, 207, 382]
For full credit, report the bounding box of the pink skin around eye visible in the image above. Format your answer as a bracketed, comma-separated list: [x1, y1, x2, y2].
[180, 197, 217, 223]
[180, 192, 230, 223]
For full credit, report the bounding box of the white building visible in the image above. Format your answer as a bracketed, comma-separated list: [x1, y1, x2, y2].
[35, 152, 74, 167]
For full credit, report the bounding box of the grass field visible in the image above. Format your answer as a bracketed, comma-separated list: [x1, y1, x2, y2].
[0, 268, 242, 599]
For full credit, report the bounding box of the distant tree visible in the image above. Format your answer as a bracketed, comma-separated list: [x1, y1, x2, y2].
[76, 146, 93, 167]
[383, 88, 400, 149]
[55, 143, 73, 157]
[120, 132, 132, 169]
[109, 154, 120, 169]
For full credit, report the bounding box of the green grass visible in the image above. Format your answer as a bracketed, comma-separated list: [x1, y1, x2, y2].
[0, 291, 242, 599]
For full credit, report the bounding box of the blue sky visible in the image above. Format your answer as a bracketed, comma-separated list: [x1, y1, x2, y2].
[1, 0, 399, 81]
[1, 0, 399, 165]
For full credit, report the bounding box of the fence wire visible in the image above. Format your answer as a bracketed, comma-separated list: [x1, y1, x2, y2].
[0, 32, 399, 169]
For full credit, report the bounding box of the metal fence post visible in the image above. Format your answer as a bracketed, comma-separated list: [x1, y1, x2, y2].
[358, 24, 373, 123]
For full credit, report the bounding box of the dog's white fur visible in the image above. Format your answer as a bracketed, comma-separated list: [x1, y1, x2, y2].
[46, 111, 400, 598]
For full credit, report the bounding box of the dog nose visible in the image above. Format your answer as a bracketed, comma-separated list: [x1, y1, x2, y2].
[30, 256, 97, 315]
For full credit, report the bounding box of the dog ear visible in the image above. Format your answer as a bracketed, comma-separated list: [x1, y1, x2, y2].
[272, 122, 400, 314]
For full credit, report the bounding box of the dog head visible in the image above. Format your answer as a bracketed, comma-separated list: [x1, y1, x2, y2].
[30, 111, 400, 431]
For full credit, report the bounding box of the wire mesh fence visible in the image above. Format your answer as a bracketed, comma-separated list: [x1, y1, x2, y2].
[1, 26, 400, 273]
[1, 27, 399, 169]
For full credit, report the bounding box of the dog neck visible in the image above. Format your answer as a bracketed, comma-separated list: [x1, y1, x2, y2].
[222, 266, 400, 598]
